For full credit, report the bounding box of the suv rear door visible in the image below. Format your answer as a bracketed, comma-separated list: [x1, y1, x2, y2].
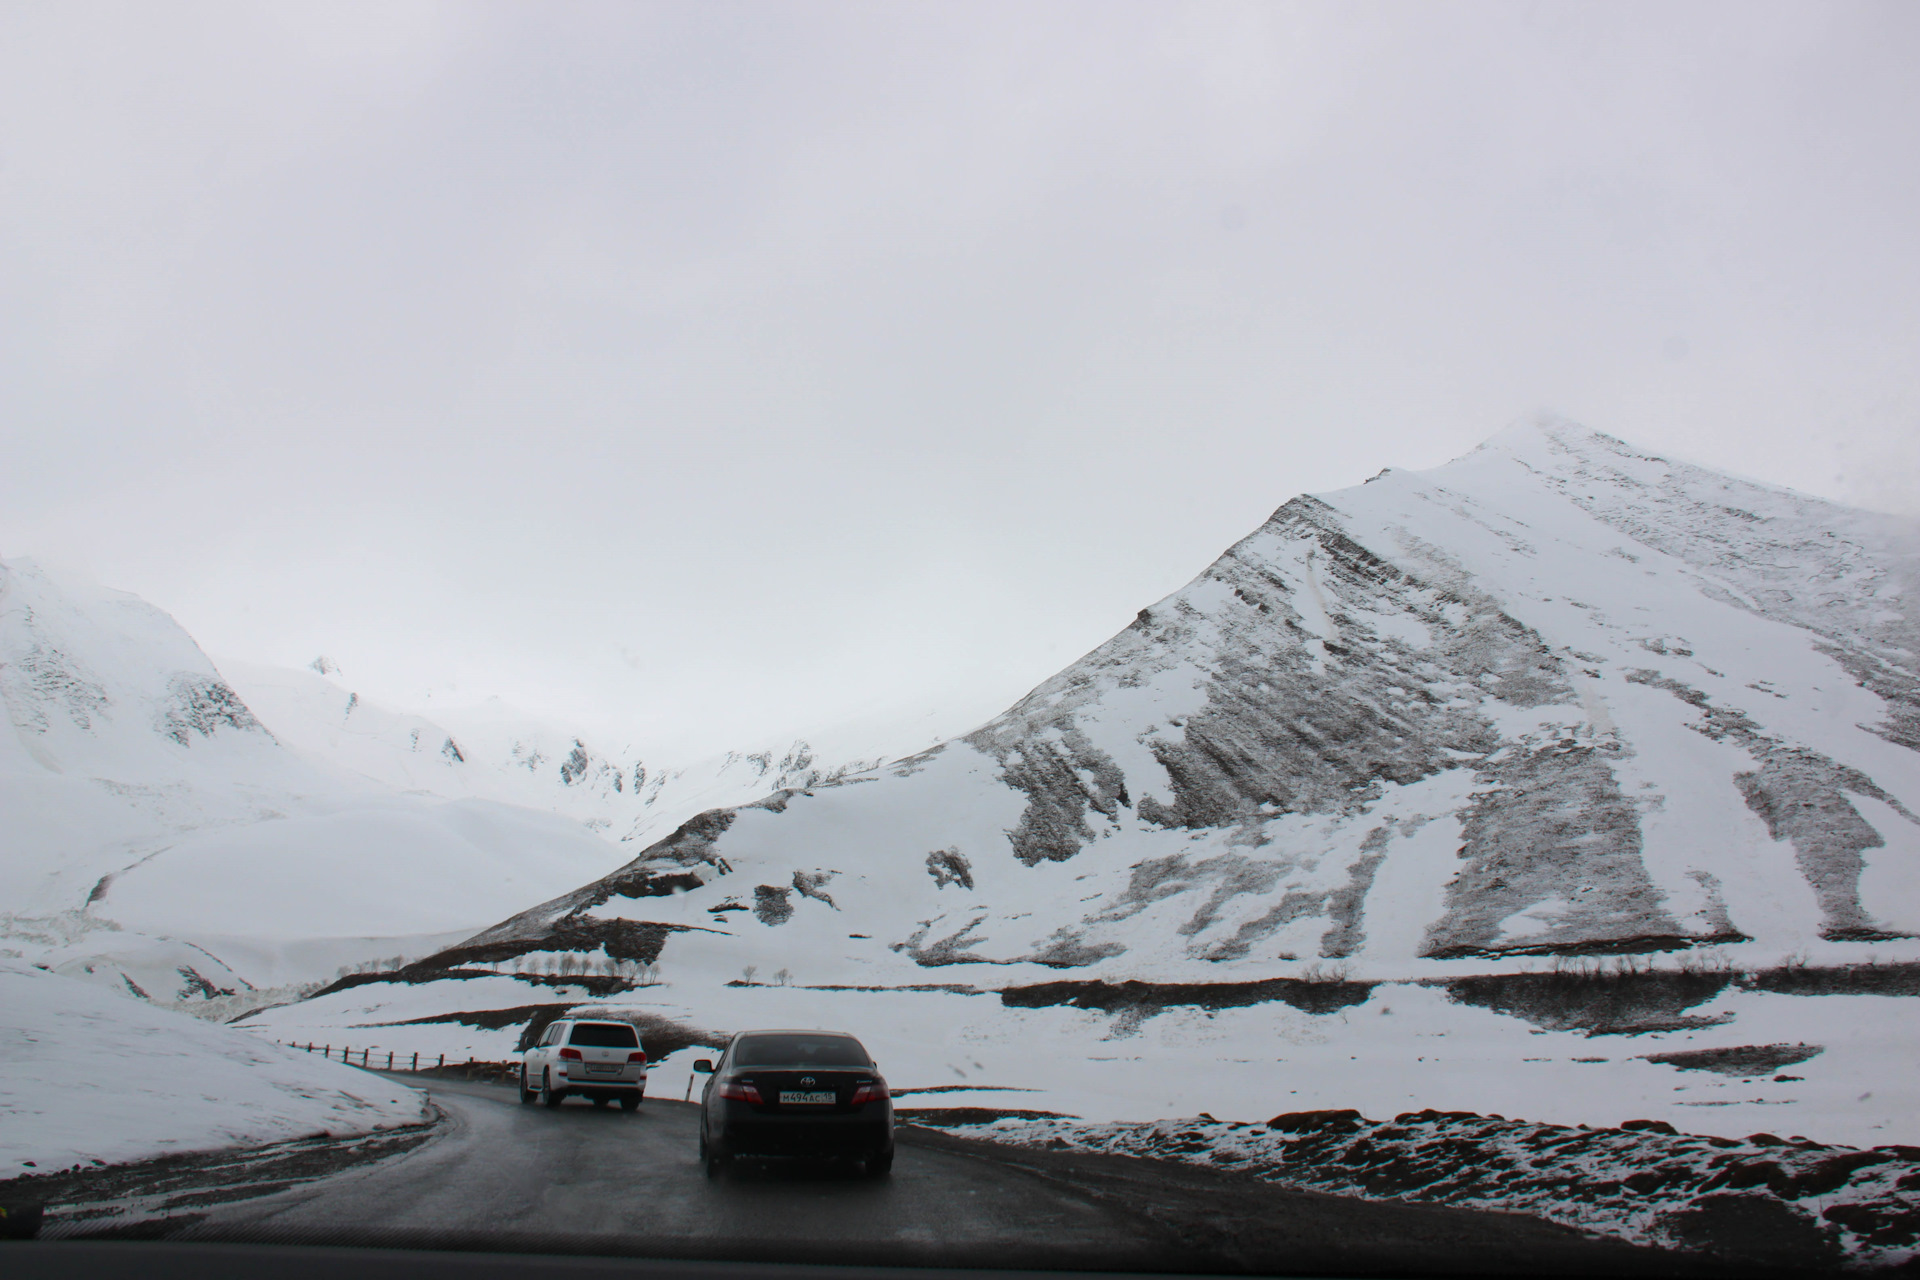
[567, 1021, 640, 1082]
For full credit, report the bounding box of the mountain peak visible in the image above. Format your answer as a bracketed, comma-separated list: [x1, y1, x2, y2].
[1468, 412, 1637, 467]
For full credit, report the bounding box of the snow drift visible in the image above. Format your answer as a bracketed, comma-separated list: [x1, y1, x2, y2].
[0, 959, 426, 1174]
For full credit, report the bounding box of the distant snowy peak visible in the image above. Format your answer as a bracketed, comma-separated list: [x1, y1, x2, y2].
[0, 558, 276, 775]
[219, 659, 883, 848]
[450, 420, 1920, 981]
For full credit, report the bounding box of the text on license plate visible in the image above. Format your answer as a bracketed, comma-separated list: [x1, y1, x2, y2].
[780, 1090, 836, 1105]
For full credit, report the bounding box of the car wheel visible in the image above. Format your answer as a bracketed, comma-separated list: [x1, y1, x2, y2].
[543, 1069, 566, 1108]
[518, 1066, 536, 1105]
[620, 1094, 640, 1112]
[700, 1125, 726, 1179]
[865, 1149, 893, 1179]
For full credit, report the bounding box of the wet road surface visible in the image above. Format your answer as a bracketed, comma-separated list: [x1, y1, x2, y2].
[23, 1074, 1749, 1275]
[189, 1076, 1183, 1269]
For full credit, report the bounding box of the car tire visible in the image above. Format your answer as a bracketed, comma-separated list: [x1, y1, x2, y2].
[700, 1126, 726, 1180]
[865, 1149, 893, 1179]
[518, 1067, 536, 1105]
[620, 1094, 640, 1112]
[543, 1069, 566, 1108]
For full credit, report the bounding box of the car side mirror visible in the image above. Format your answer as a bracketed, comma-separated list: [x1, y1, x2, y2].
[693, 1059, 714, 1074]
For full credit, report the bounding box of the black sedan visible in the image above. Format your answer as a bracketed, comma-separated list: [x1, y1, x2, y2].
[694, 1029, 893, 1178]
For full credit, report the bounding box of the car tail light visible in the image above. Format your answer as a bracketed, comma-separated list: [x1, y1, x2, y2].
[628, 1052, 647, 1064]
[716, 1080, 763, 1104]
[850, 1082, 888, 1106]
[558, 1048, 583, 1061]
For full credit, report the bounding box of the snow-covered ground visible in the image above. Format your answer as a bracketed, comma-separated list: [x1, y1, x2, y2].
[238, 955, 1920, 1150]
[0, 960, 427, 1175]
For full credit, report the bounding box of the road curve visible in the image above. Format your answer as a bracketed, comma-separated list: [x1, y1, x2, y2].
[188, 1076, 1183, 1270]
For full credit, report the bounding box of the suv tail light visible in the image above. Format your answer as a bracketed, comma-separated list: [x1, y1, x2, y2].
[628, 1052, 647, 1064]
[716, 1080, 763, 1104]
[558, 1048, 583, 1061]
[850, 1082, 888, 1106]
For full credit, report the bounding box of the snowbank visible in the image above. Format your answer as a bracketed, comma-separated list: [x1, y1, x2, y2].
[0, 961, 428, 1174]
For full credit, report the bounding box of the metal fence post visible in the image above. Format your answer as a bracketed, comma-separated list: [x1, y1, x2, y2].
[411, 1052, 419, 1072]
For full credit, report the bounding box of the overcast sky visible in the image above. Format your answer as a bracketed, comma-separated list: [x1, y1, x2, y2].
[3, 1, 1916, 758]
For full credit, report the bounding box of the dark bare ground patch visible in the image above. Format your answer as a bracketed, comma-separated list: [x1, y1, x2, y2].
[1643, 1043, 1825, 1077]
[1747, 960, 1920, 997]
[725, 981, 981, 994]
[894, 1107, 1072, 1125]
[998, 976, 1375, 1019]
[353, 1001, 725, 1059]
[1441, 968, 1736, 1035]
[297, 968, 638, 1004]
[0, 1121, 440, 1241]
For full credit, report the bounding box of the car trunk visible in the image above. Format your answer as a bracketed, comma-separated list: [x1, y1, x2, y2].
[738, 1068, 875, 1112]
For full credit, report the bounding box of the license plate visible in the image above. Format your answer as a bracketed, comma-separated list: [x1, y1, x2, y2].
[780, 1090, 836, 1105]
[586, 1065, 621, 1075]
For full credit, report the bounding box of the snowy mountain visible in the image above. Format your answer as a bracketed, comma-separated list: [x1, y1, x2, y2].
[244, 419, 1920, 1148]
[436, 417, 1920, 976]
[0, 558, 629, 1006]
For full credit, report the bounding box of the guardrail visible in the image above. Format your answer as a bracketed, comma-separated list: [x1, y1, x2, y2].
[280, 1042, 519, 1082]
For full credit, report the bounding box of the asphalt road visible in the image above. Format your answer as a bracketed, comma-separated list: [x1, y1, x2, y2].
[135, 1075, 1749, 1276]
[187, 1076, 1180, 1270]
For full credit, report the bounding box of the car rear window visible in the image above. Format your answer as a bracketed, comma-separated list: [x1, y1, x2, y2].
[732, 1034, 870, 1067]
[567, 1023, 639, 1048]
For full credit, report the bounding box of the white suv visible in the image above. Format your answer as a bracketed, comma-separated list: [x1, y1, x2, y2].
[520, 1018, 648, 1110]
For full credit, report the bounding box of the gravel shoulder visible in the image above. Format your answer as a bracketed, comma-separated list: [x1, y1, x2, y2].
[895, 1124, 1766, 1277]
